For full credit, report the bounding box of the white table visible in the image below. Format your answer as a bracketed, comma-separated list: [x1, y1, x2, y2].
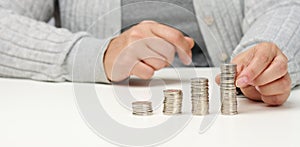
[0, 68, 299, 147]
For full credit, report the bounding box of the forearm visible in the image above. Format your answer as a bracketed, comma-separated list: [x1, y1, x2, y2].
[0, 8, 111, 83]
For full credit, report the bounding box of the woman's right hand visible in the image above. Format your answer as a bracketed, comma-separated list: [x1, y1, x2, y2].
[104, 20, 194, 82]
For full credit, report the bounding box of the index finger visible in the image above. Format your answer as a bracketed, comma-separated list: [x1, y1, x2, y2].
[236, 43, 277, 88]
[150, 23, 194, 65]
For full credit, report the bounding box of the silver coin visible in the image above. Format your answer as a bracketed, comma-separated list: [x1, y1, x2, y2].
[163, 89, 183, 115]
[220, 64, 238, 115]
[191, 77, 209, 116]
[132, 101, 153, 116]
[221, 64, 237, 74]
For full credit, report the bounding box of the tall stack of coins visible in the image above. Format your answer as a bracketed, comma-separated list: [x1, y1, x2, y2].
[191, 78, 209, 115]
[163, 89, 183, 115]
[220, 64, 238, 115]
[132, 101, 153, 116]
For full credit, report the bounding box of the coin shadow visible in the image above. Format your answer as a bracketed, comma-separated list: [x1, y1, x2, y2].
[237, 96, 295, 114]
[114, 78, 190, 87]
[293, 85, 300, 90]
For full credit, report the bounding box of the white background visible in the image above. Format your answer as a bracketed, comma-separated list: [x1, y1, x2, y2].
[0, 68, 299, 147]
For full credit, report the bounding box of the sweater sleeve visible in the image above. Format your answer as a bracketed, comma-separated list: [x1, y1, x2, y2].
[233, 0, 300, 88]
[0, 0, 111, 83]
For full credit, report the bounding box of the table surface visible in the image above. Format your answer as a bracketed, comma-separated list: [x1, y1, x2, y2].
[0, 68, 299, 147]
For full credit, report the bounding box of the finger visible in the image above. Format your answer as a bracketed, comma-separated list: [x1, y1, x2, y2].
[215, 74, 220, 85]
[236, 43, 277, 88]
[184, 36, 195, 55]
[261, 93, 290, 106]
[128, 38, 167, 62]
[144, 37, 176, 64]
[253, 54, 288, 86]
[135, 43, 168, 70]
[131, 62, 155, 79]
[232, 60, 245, 76]
[240, 86, 262, 101]
[255, 74, 291, 96]
[143, 58, 168, 71]
[231, 50, 251, 77]
[150, 23, 193, 65]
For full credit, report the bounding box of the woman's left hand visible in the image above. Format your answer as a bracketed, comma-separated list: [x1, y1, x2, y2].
[216, 42, 291, 105]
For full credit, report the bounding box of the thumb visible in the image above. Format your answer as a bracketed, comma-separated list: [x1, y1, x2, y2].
[240, 86, 262, 101]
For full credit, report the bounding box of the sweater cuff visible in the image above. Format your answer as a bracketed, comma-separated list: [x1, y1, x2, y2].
[66, 36, 113, 83]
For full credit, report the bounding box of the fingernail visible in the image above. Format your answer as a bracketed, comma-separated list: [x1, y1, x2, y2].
[236, 77, 249, 88]
[255, 86, 260, 92]
[184, 57, 192, 65]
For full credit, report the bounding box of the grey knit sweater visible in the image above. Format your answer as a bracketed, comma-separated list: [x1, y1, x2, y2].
[0, 0, 300, 87]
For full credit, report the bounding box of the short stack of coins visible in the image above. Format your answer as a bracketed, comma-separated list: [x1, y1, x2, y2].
[132, 101, 153, 116]
[220, 64, 238, 115]
[191, 78, 209, 115]
[163, 89, 183, 115]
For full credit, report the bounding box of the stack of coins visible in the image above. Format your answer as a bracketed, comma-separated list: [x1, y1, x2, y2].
[191, 78, 209, 115]
[163, 89, 183, 115]
[220, 64, 238, 115]
[132, 101, 153, 116]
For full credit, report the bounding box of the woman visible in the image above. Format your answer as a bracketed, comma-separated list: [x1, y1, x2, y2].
[0, 0, 299, 105]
